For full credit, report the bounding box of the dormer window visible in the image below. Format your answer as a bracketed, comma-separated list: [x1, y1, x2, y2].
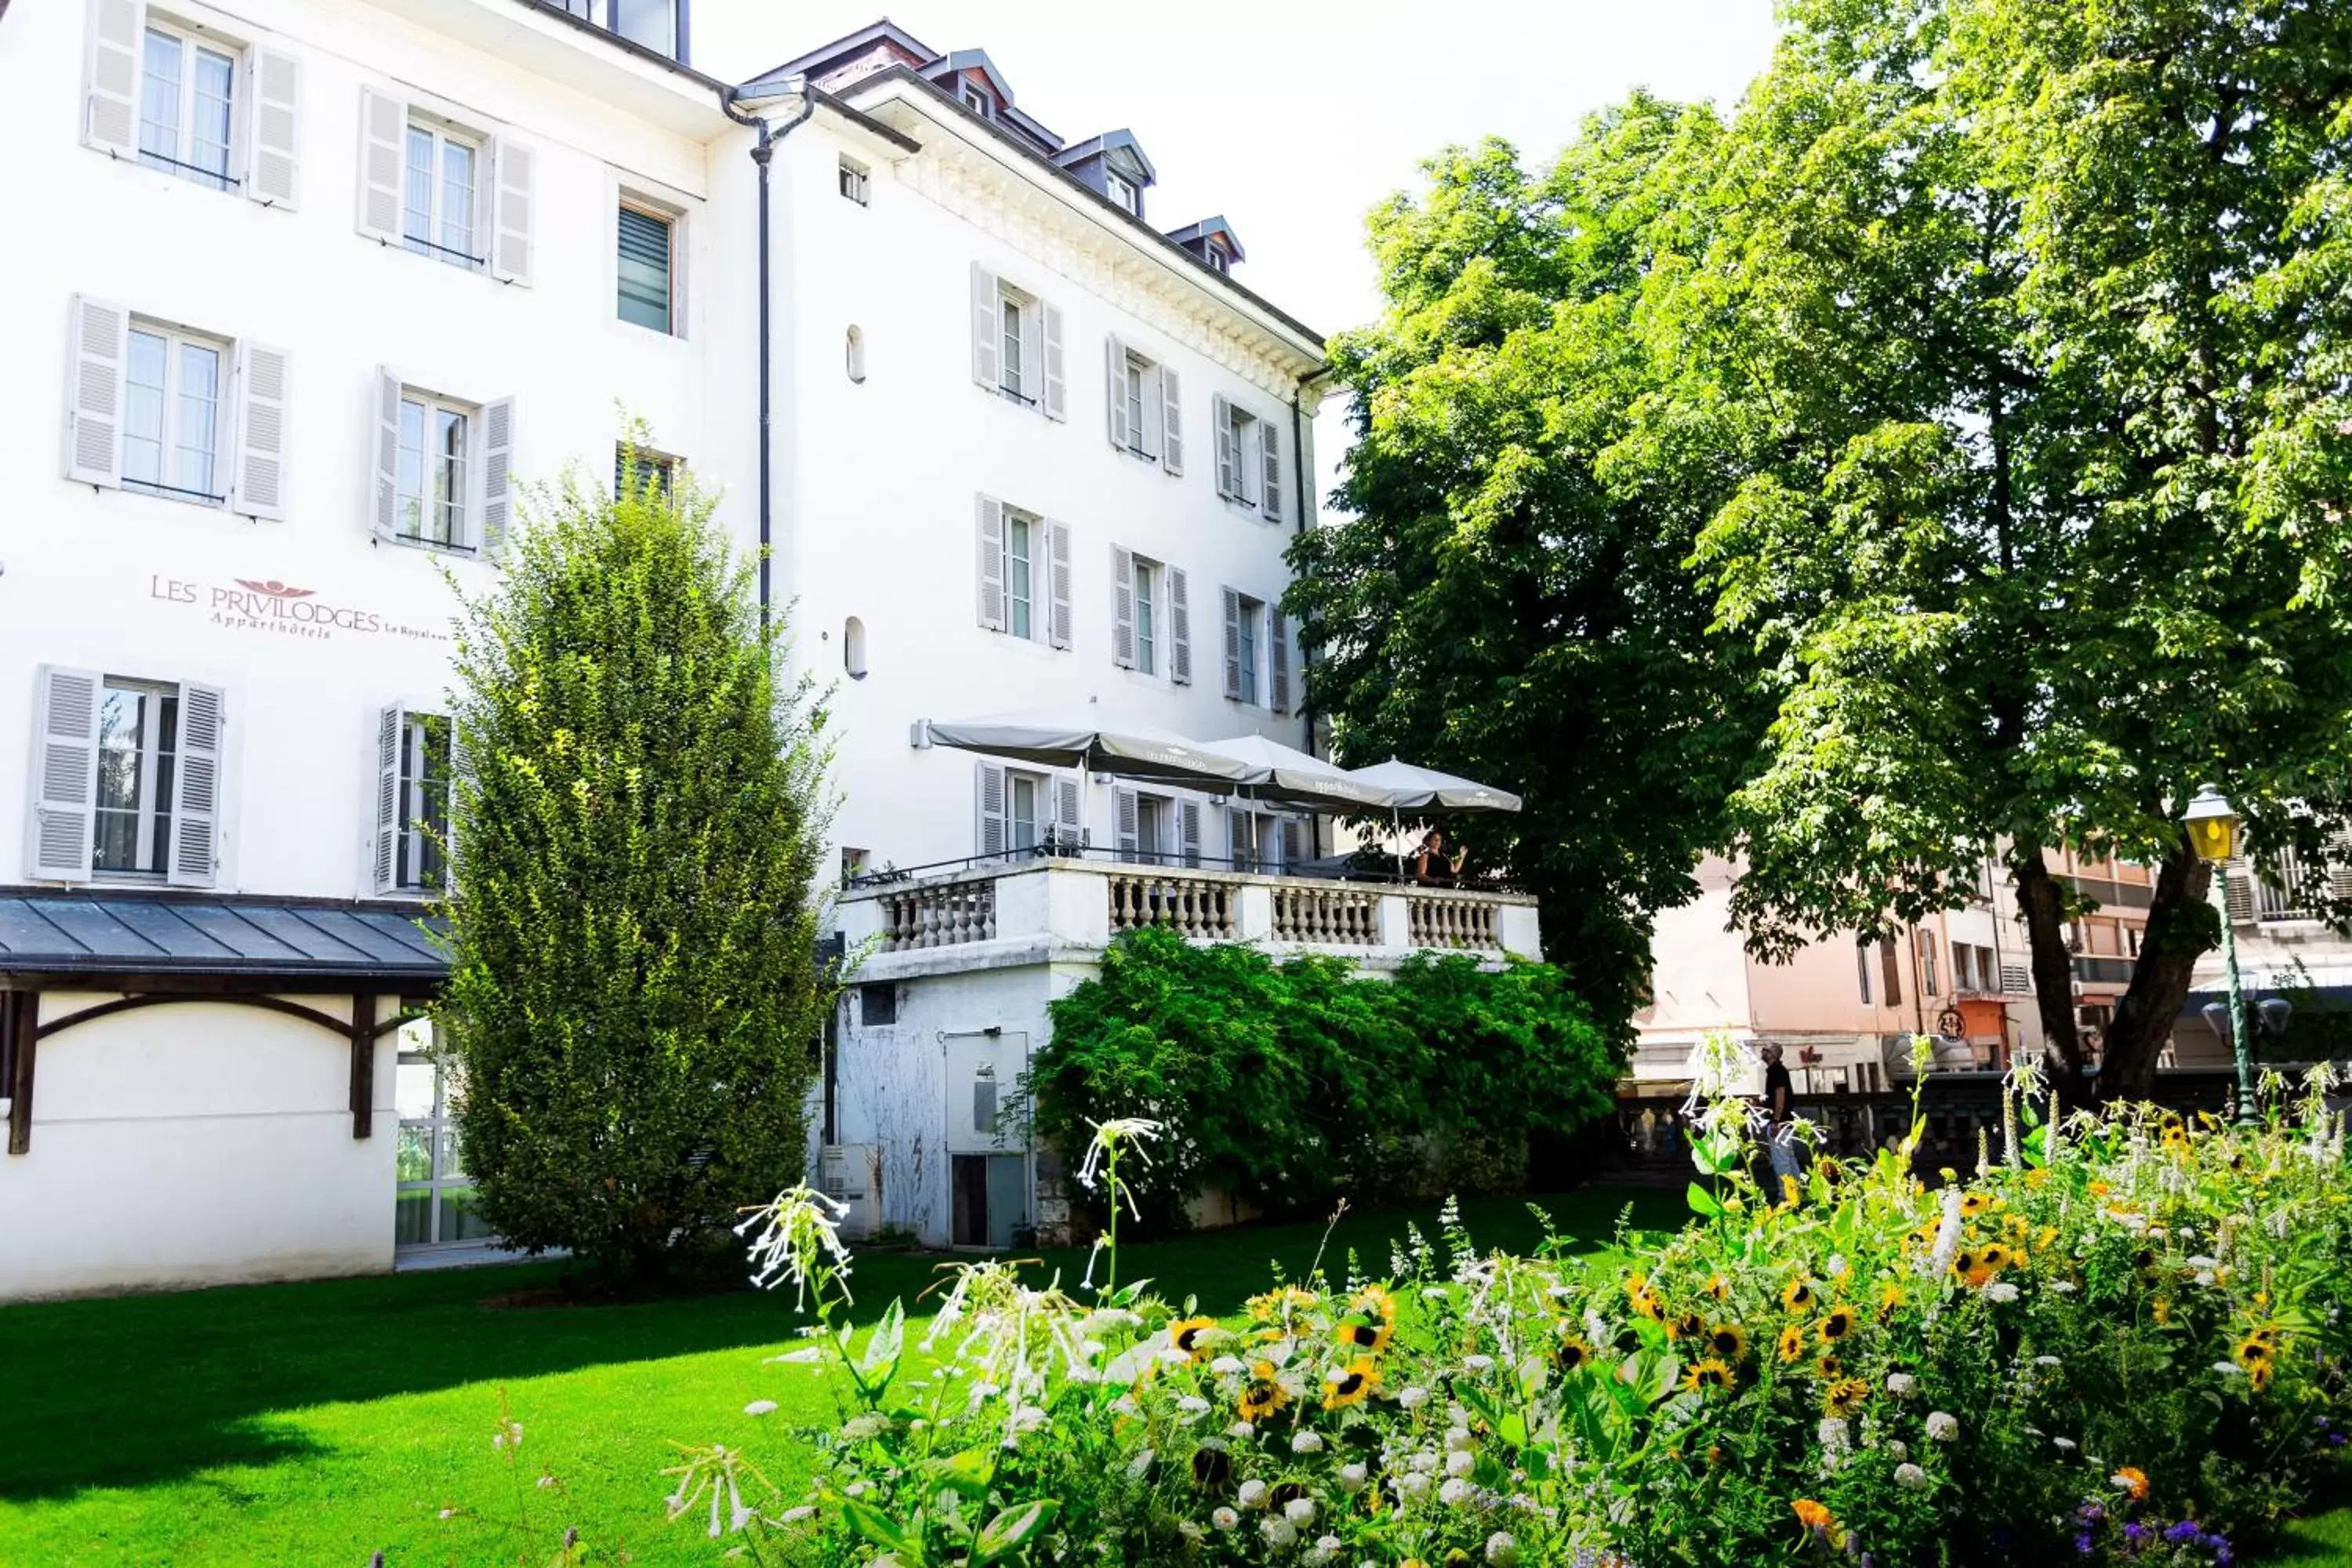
[1105, 170, 1138, 215]
[1204, 247, 1228, 274]
[961, 82, 993, 118]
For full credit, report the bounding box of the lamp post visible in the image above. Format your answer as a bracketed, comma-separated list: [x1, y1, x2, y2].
[2183, 783, 2256, 1124]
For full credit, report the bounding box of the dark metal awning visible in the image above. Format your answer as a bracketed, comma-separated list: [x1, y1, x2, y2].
[0, 889, 447, 991]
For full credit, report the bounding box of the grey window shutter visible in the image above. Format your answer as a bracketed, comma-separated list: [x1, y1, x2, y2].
[168, 681, 225, 887]
[1228, 807, 1253, 872]
[1047, 520, 1073, 649]
[1221, 587, 1243, 700]
[969, 263, 1000, 389]
[1280, 818, 1308, 870]
[478, 397, 516, 557]
[1041, 302, 1067, 421]
[245, 47, 302, 209]
[357, 89, 407, 244]
[1110, 545, 1136, 669]
[1054, 773, 1083, 849]
[975, 494, 1006, 630]
[371, 366, 401, 540]
[490, 137, 535, 285]
[1270, 609, 1291, 715]
[372, 703, 405, 895]
[63, 294, 129, 488]
[82, 0, 143, 158]
[975, 762, 1008, 859]
[2224, 861, 2254, 925]
[1261, 414, 1283, 522]
[230, 340, 291, 521]
[448, 721, 475, 887]
[1160, 366, 1184, 474]
[1105, 336, 1128, 451]
[1179, 800, 1203, 869]
[1212, 393, 1233, 498]
[1115, 788, 1139, 862]
[2328, 835, 2352, 906]
[28, 665, 103, 883]
[1167, 567, 1192, 685]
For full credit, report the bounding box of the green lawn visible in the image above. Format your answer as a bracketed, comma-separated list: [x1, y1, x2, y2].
[0, 1188, 1680, 1567]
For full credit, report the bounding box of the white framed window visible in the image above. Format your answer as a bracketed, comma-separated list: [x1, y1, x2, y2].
[962, 81, 993, 118]
[1008, 771, 1044, 855]
[1105, 336, 1182, 474]
[1213, 394, 1285, 521]
[614, 441, 677, 498]
[1219, 587, 1290, 712]
[397, 392, 472, 549]
[839, 156, 869, 205]
[977, 762, 1080, 860]
[395, 1021, 490, 1249]
[1111, 548, 1189, 680]
[1115, 789, 1204, 868]
[1134, 793, 1168, 863]
[616, 201, 675, 332]
[1236, 592, 1262, 702]
[373, 706, 452, 895]
[139, 20, 235, 191]
[405, 118, 481, 268]
[969, 264, 1065, 419]
[122, 321, 227, 505]
[1105, 169, 1138, 214]
[28, 665, 223, 887]
[999, 289, 1030, 405]
[975, 495, 1071, 647]
[1204, 247, 1228, 274]
[1005, 512, 1036, 641]
[1132, 557, 1159, 676]
[1227, 808, 1298, 874]
[94, 677, 181, 880]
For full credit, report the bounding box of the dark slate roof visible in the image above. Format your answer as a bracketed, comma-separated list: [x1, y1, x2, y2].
[0, 891, 447, 980]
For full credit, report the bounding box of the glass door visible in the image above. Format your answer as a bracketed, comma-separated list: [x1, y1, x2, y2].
[394, 1019, 492, 1249]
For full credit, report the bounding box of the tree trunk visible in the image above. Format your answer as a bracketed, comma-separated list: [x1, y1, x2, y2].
[2094, 842, 2212, 1100]
[2007, 838, 2086, 1098]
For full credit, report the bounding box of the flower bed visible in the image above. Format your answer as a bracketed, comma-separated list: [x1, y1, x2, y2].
[682, 1057, 2352, 1566]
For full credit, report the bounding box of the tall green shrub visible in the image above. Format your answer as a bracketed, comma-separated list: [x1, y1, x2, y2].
[437, 452, 834, 1283]
[1029, 927, 1619, 1228]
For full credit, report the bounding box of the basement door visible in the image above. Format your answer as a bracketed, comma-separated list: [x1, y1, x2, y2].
[943, 1030, 1032, 1250]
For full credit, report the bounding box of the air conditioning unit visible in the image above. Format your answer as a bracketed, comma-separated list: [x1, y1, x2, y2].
[818, 1143, 880, 1240]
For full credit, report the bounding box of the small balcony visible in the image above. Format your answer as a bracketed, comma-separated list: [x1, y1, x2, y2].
[835, 855, 1543, 980]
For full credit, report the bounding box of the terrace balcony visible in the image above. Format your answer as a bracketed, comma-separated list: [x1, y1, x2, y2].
[835, 853, 1544, 982]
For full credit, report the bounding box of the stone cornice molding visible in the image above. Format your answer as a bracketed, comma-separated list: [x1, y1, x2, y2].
[848, 85, 1327, 412]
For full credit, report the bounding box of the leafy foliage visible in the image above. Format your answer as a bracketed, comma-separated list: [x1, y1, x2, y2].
[1024, 927, 1621, 1230]
[436, 451, 835, 1283]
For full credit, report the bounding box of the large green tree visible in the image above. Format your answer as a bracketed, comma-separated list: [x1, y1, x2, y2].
[1287, 100, 1774, 1031]
[437, 452, 835, 1283]
[1688, 0, 2352, 1094]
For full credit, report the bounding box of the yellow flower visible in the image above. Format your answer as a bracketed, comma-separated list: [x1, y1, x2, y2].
[1792, 1497, 1835, 1533]
[2236, 1332, 2277, 1369]
[1960, 1192, 1992, 1219]
[1670, 1310, 1708, 1342]
[1818, 1305, 1859, 1345]
[1555, 1334, 1599, 1373]
[1823, 1377, 1870, 1418]
[2152, 1297, 2172, 1327]
[1238, 1376, 1290, 1422]
[1245, 1286, 1317, 1323]
[1338, 1287, 1397, 1354]
[1779, 1174, 1802, 1208]
[1876, 1282, 1906, 1322]
[1168, 1316, 1219, 1361]
[1780, 1277, 1817, 1313]
[1629, 1288, 1664, 1323]
[1777, 1326, 1806, 1363]
[2113, 1466, 2149, 1501]
[2248, 1359, 2276, 1392]
[1815, 1353, 1846, 1381]
[2025, 1167, 2052, 1188]
[1683, 1357, 1736, 1394]
[1707, 1323, 1749, 1363]
[1323, 1357, 1379, 1408]
[1704, 1274, 1732, 1301]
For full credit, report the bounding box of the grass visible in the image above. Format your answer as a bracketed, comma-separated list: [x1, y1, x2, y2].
[0, 1186, 1681, 1567]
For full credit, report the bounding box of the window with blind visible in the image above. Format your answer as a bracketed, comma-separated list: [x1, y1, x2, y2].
[618, 203, 674, 333]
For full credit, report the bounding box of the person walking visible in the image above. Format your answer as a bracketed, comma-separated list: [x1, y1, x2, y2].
[1759, 1042, 1802, 1199]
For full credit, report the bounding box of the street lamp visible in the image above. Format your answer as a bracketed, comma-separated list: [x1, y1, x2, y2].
[2183, 783, 2256, 1123]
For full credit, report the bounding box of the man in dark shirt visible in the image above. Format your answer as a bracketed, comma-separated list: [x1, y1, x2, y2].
[1759, 1042, 1801, 1195]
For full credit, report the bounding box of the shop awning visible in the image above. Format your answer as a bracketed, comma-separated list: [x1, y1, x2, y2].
[0, 891, 446, 989]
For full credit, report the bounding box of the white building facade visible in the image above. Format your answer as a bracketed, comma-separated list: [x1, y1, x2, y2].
[0, 4, 1498, 1297]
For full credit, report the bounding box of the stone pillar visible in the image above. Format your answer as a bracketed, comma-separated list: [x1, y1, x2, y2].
[1236, 883, 1274, 943]
[1377, 894, 1413, 951]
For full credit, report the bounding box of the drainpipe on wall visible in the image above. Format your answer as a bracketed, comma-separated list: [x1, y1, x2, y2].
[1289, 367, 1329, 851]
[720, 82, 815, 632]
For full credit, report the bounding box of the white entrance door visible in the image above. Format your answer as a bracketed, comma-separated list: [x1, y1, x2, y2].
[394, 1018, 492, 1249]
[943, 1030, 1031, 1250]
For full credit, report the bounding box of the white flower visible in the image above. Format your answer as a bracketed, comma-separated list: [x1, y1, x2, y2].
[1984, 1281, 2020, 1305]
[1127, 1449, 1155, 1479]
[1284, 1497, 1316, 1525]
[2053, 1436, 2077, 1453]
[742, 1400, 778, 1417]
[1238, 1479, 1269, 1509]
[1337, 1463, 1369, 1494]
[1886, 1441, 1909, 1461]
[1210, 1355, 1247, 1376]
[1396, 1472, 1432, 1501]
[1463, 1354, 1495, 1374]
[2216, 1360, 2248, 1377]
[1292, 1430, 1325, 1454]
[1211, 1507, 1240, 1531]
[1486, 1531, 1521, 1566]
[1109, 1396, 1140, 1417]
[1227, 1421, 1256, 1440]
[1178, 1521, 1205, 1543]
[1445, 1426, 1475, 1452]
[2187, 1254, 2219, 1270]
[1896, 1462, 1928, 1490]
[1885, 1372, 1918, 1398]
[1261, 1516, 1298, 1549]
[1409, 1450, 1442, 1474]
[1178, 1396, 1211, 1417]
[1827, 1254, 1849, 1278]
[1927, 1411, 1960, 1443]
[779, 1505, 815, 1523]
[1308, 1537, 1343, 1566]
[1818, 1417, 1850, 1453]
[2048, 1279, 2078, 1294]
[1398, 1385, 1431, 1410]
[2034, 1356, 2062, 1369]
[842, 1413, 890, 1441]
[1446, 1448, 1476, 1478]
[2195, 1271, 2217, 1288]
[1439, 1476, 1475, 1508]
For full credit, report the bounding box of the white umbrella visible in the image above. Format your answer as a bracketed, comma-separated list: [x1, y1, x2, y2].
[1196, 734, 1399, 815]
[1341, 757, 1523, 881]
[922, 706, 1266, 787]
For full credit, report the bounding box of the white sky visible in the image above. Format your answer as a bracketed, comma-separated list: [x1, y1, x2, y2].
[697, 0, 1782, 503]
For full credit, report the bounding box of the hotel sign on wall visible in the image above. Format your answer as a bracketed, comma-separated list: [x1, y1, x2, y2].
[148, 575, 451, 645]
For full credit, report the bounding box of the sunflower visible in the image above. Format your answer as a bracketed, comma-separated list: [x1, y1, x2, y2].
[1683, 1357, 1736, 1394]
[2236, 1333, 2276, 1369]
[1708, 1323, 1749, 1363]
[1189, 1442, 1233, 1490]
[1909, 1218, 1942, 1250]
[2249, 1359, 2276, 1392]
[1815, 1354, 1845, 1381]
[2152, 1296, 2172, 1327]
[1876, 1282, 1907, 1322]
[1704, 1273, 1732, 1302]
[1338, 1287, 1398, 1353]
[1823, 1377, 1871, 1418]
[1323, 1357, 1380, 1409]
[1955, 1249, 1999, 1290]
[1555, 1334, 1599, 1374]
[1979, 1244, 2013, 1272]
[1168, 1316, 1220, 1361]
[1777, 1326, 1806, 1363]
[1960, 1192, 1992, 1219]
[1246, 1286, 1318, 1323]
[1818, 1305, 1859, 1345]
[1670, 1310, 1707, 1341]
[1238, 1376, 1290, 1422]
[1781, 1277, 1817, 1313]
[1629, 1288, 1664, 1323]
